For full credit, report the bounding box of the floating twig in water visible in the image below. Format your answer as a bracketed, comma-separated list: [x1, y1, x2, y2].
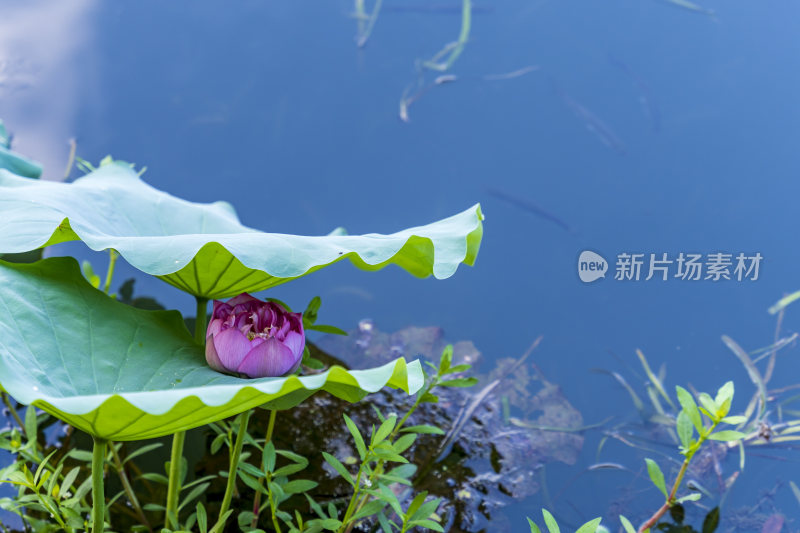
[399, 65, 536, 121]
[483, 65, 540, 81]
[436, 336, 543, 460]
[592, 368, 647, 419]
[608, 54, 661, 133]
[635, 349, 675, 411]
[486, 188, 573, 233]
[722, 335, 767, 420]
[587, 462, 630, 472]
[750, 332, 797, 366]
[659, 0, 715, 18]
[383, 3, 492, 15]
[555, 84, 627, 155]
[768, 290, 800, 315]
[353, 0, 384, 48]
[422, 0, 472, 72]
[509, 415, 613, 433]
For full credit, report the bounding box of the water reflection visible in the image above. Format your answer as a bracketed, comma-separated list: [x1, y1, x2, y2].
[0, 0, 96, 181]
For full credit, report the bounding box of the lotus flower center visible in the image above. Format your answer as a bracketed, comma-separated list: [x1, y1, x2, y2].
[246, 325, 276, 341]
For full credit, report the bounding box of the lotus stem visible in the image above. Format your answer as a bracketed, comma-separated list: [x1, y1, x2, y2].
[165, 297, 210, 528]
[250, 409, 278, 529]
[212, 410, 251, 533]
[92, 437, 107, 533]
[110, 444, 152, 532]
[165, 431, 185, 529]
[1, 392, 24, 430]
[103, 249, 118, 295]
[195, 296, 209, 345]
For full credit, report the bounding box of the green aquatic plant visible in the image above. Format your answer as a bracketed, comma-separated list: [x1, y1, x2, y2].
[527, 382, 745, 533]
[353, 0, 383, 47]
[0, 125, 484, 532]
[526, 509, 602, 533]
[633, 382, 746, 531]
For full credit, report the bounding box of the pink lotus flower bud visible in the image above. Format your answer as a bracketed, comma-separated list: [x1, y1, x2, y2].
[205, 293, 305, 378]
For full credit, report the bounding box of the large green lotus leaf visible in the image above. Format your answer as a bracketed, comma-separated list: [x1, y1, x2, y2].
[0, 257, 424, 441]
[0, 120, 42, 178]
[0, 162, 483, 298]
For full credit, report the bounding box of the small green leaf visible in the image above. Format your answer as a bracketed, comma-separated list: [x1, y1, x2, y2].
[619, 515, 636, 533]
[275, 449, 307, 465]
[439, 345, 453, 374]
[409, 497, 440, 523]
[714, 381, 734, 409]
[676, 493, 702, 503]
[139, 472, 169, 484]
[308, 324, 348, 336]
[697, 393, 718, 422]
[542, 509, 560, 533]
[373, 416, 397, 445]
[81, 260, 101, 288]
[196, 502, 208, 533]
[352, 499, 387, 521]
[238, 510, 256, 528]
[707, 430, 746, 442]
[24, 406, 37, 443]
[400, 425, 444, 435]
[371, 447, 408, 463]
[178, 482, 209, 511]
[239, 462, 266, 479]
[405, 492, 428, 521]
[702, 507, 720, 533]
[303, 296, 321, 323]
[282, 480, 317, 494]
[343, 415, 367, 461]
[393, 434, 416, 454]
[408, 519, 444, 532]
[528, 518, 542, 533]
[67, 450, 94, 462]
[669, 503, 685, 524]
[320, 518, 342, 531]
[575, 517, 603, 533]
[444, 364, 471, 374]
[377, 512, 395, 533]
[720, 415, 747, 425]
[419, 393, 439, 404]
[322, 452, 354, 487]
[210, 433, 226, 455]
[143, 503, 165, 512]
[123, 443, 163, 464]
[676, 411, 693, 451]
[645, 458, 668, 499]
[439, 377, 479, 388]
[305, 493, 326, 520]
[675, 386, 703, 433]
[58, 467, 81, 500]
[377, 484, 404, 517]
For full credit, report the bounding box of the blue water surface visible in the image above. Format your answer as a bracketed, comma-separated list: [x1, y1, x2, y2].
[1, 0, 799, 529]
